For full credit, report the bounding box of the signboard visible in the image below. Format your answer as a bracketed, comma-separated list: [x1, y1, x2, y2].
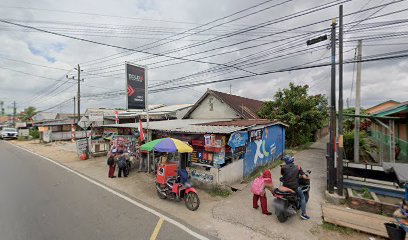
[18, 129, 29, 137]
[88, 111, 104, 122]
[126, 63, 146, 109]
[15, 122, 26, 128]
[38, 126, 48, 132]
[76, 138, 88, 153]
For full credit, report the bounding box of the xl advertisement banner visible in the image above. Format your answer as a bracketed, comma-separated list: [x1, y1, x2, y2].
[126, 63, 146, 109]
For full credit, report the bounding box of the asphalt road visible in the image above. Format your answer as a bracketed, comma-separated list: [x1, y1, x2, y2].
[0, 141, 208, 240]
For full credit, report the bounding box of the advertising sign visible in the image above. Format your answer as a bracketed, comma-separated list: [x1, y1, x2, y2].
[76, 138, 88, 153]
[126, 63, 146, 109]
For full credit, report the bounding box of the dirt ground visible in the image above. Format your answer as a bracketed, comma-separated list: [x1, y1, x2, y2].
[10, 139, 378, 240]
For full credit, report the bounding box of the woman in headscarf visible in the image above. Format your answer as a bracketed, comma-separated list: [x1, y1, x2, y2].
[252, 170, 274, 215]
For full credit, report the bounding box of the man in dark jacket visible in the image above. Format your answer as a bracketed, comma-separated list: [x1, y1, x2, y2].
[281, 155, 310, 220]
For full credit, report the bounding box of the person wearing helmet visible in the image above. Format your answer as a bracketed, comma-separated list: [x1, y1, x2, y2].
[281, 155, 310, 220]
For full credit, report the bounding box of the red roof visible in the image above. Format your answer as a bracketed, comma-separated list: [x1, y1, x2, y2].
[210, 90, 264, 119]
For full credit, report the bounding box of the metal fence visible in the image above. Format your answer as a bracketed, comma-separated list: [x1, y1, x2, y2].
[370, 130, 408, 163]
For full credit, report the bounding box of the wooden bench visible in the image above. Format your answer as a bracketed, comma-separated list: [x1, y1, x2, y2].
[322, 204, 398, 238]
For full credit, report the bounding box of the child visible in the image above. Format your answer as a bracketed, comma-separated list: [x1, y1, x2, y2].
[252, 170, 274, 215]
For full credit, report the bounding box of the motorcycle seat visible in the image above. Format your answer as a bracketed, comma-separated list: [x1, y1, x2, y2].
[274, 186, 296, 195]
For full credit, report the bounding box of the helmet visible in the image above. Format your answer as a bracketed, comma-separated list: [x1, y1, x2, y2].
[283, 155, 294, 165]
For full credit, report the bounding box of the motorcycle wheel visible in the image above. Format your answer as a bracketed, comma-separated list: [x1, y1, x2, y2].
[185, 192, 200, 211]
[277, 212, 288, 223]
[157, 189, 167, 199]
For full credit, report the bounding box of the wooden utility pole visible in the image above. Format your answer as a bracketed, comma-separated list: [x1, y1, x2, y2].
[337, 5, 344, 196]
[354, 40, 362, 163]
[327, 18, 337, 194]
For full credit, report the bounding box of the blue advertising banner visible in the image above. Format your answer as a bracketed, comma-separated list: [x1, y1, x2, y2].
[228, 131, 248, 149]
[243, 125, 285, 177]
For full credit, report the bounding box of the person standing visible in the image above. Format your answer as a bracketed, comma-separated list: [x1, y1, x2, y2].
[252, 170, 274, 215]
[107, 146, 117, 178]
[138, 140, 148, 172]
[117, 155, 127, 178]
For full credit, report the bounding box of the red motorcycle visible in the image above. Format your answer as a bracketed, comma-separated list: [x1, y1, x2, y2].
[156, 162, 200, 211]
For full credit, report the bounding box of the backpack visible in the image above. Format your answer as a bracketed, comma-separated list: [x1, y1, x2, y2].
[250, 177, 265, 196]
[117, 156, 127, 168]
[107, 157, 114, 166]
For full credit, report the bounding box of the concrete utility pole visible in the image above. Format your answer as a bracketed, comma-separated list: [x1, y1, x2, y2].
[73, 96, 76, 123]
[0, 101, 4, 116]
[12, 101, 16, 127]
[77, 64, 81, 123]
[327, 18, 337, 194]
[354, 40, 362, 163]
[337, 5, 344, 196]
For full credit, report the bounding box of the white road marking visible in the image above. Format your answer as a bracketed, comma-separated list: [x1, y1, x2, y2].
[6, 142, 209, 240]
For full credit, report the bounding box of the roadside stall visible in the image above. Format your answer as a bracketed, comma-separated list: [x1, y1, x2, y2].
[141, 137, 200, 211]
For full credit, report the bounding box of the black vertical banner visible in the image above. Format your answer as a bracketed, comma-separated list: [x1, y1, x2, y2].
[126, 64, 146, 109]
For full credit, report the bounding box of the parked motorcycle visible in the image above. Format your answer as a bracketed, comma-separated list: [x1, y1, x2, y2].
[272, 170, 311, 222]
[156, 167, 200, 211]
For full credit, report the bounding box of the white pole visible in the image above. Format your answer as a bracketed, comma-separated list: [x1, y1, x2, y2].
[354, 40, 362, 163]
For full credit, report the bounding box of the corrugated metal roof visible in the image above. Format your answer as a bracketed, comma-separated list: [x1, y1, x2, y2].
[102, 119, 239, 133]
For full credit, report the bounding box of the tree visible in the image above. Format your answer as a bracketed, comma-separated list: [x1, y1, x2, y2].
[258, 83, 328, 147]
[19, 106, 37, 122]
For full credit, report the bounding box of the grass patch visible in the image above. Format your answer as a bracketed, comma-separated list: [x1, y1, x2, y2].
[352, 187, 373, 200]
[208, 185, 232, 198]
[321, 222, 355, 235]
[243, 159, 283, 184]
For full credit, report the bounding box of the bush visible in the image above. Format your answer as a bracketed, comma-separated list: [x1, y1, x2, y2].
[29, 127, 39, 139]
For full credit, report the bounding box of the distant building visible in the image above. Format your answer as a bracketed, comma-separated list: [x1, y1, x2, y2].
[32, 112, 58, 122]
[366, 100, 400, 115]
[184, 89, 264, 120]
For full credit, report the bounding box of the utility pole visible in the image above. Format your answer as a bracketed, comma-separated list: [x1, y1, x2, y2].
[77, 64, 81, 123]
[229, 84, 232, 94]
[354, 40, 362, 163]
[327, 18, 337, 194]
[0, 101, 4, 116]
[73, 96, 76, 123]
[12, 101, 16, 127]
[66, 65, 83, 123]
[337, 5, 344, 196]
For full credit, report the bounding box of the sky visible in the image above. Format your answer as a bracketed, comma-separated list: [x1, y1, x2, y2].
[0, 0, 407, 115]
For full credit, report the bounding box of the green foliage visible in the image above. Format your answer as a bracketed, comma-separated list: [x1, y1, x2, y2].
[209, 185, 232, 198]
[352, 188, 373, 200]
[321, 222, 355, 235]
[343, 130, 372, 161]
[258, 83, 328, 147]
[19, 106, 36, 122]
[29, 127, 39, 139]
[343, 108, 368, 132]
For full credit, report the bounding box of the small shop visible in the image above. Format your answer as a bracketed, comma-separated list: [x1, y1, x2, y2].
[100, 119, 287, 187]
[35, 121, 87, 143]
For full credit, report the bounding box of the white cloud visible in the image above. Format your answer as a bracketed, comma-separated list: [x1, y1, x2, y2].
[0, 0, 407, 115]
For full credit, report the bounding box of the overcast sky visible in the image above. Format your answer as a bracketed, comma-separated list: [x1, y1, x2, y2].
[0, 0, 407, 114]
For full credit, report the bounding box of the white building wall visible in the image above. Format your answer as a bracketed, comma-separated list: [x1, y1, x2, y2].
[189, 95, 240, 119]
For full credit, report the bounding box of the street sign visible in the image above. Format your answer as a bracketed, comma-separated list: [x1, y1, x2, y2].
[306, 35, 328, 46]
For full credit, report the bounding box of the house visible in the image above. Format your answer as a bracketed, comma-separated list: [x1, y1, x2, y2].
[35, 120, 87, 143]
[366, 100, 400, 115]
[32, 112, 58, 122]
[369, 101, 408, 163]
[184, 89, 264, 120]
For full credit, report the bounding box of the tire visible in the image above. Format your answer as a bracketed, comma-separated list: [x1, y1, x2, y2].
[185, 192, 200, 211]
[157, 189, 167, 199]
[277, 212, 288, 223]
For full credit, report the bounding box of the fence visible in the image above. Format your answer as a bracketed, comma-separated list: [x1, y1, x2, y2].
[370, 130, 408, 163]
